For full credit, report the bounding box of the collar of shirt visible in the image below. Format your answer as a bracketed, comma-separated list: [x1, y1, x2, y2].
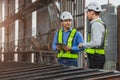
[90, 18, 101, 24]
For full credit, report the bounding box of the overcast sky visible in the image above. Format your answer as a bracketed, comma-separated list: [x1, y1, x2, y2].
[86, 0, 120, 7]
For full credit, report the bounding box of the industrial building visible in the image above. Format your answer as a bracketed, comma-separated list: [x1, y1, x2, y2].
[0, 0, 120, 79]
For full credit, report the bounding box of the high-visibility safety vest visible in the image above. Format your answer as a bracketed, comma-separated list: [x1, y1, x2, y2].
[85, 20, 107, 55]
[57, 28, 78, 58]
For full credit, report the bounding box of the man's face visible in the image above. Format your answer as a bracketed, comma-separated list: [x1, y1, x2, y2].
[86, 10, 94, 21]
[61, 19, 72, 29]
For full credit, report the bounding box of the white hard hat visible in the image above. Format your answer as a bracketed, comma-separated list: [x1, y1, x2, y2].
[60, 11, 73, 20]
[85, 2, 103, 12]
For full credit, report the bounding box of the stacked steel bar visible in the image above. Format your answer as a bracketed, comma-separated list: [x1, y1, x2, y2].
[0, 62, 119, 80]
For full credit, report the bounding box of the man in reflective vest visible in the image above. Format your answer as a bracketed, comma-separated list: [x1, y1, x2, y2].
[78, 2, 107, 69]
[52, 11, 84, 67]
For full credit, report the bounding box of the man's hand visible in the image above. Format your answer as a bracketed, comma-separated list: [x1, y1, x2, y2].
[56, 45, 62, 51]
[63, 45, 71, 51]
[78, 43, 83, 48]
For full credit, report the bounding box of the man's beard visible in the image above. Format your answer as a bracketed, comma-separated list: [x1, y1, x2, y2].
[88, 18, 92, 21]
[65, 25, 71, 29]
[66, 27, 70, 30]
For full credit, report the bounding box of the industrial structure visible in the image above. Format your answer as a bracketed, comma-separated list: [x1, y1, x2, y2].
[0, 0, 120, 79]
[0, 0, 84, 64]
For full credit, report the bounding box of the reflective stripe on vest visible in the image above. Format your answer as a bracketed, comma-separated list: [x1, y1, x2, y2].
[85, 48, 105, 54]
[85, 20, 107, 55]
[57, 28, 78, 58]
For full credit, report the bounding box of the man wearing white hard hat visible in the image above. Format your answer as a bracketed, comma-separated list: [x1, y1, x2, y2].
[52, 11, 84, 67]
[78, 2, 107, 69]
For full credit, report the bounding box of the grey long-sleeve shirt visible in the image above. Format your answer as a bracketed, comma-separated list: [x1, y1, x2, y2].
[83, 18, 105, 48]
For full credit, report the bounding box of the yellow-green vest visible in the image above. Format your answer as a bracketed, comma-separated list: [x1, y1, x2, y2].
[57, 28, 78, 58]
[85, 20, 107, 55]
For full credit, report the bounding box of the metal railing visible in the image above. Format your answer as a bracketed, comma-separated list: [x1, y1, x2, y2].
[0, 37, 57, 64]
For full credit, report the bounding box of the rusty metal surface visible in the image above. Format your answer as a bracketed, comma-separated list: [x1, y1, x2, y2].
[0, 62, 119, 80]
[117, 5, 120, 71]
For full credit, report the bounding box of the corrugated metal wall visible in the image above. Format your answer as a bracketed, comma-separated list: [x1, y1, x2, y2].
[37, 7, 51, 50]
[101, 4, 117, 70]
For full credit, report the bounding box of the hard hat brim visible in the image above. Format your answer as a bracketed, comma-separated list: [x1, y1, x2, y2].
[84, 8, 103, 13]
